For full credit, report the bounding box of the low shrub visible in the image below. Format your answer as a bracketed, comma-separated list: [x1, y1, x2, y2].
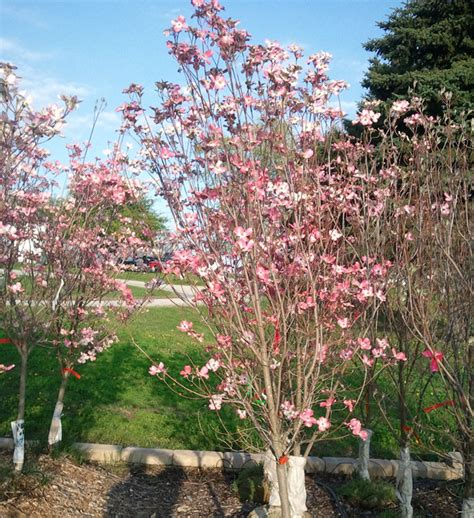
[232, 463, 268, 504]
[337, 477, 397, 510]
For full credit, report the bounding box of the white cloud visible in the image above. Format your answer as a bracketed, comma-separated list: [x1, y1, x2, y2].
[0, 37, 92, 109]
[0, 37, 54, 63]
[98, 110, 120, 127]
[21, 74, 91, 108]
[64, 110, 121, 141]
[1, 4, 49, 30]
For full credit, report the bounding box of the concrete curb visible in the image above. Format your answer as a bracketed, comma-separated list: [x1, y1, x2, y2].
[0, 438, 462, 481]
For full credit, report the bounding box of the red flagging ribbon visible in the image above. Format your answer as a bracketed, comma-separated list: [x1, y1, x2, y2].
[423, 400, 454, 414]
[0, 338, 11, 344]
[273, 327, 281, 354]
[63, 368, 81, 379]
[278, 455, 289, 465]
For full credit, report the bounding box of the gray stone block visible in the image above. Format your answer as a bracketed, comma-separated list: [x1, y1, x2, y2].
[391, 460, 427, 479]
[221, 451, 254, 470]
[411, 461, 428, 478]
[121, 447, 173, 466]
[172, 449, 224, 468]
[248, 452, 264, 464]
[305, 456, 325, 473]
[323, 457, 356, 475]
[390, 459, 400, 477]
[0, 437, 13, 449]
[424, 461, 462, 481]
[74, 442, 122, 463]
[446, 451, 463, 471]
[368, 459, 394, 478]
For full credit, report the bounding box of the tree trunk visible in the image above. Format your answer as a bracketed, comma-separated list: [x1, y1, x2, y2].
[48, 370, 69, 447]
[396, 357, 413, 516]
[462, 437, 474, 517]
[275, 461, 291, 518]
[12, 348, 27, 472]
[461, 336, 474, 517]
[263, 449, 307, 517]
[396, 446, 413, 518]
[356, 428, 372, 481]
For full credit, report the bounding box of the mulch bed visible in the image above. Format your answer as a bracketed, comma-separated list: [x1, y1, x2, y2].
[316, 473, 462, 517]
[0, 452, 461, 517]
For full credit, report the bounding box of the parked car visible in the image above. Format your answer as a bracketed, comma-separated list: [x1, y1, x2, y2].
[148, 253, 173, 272]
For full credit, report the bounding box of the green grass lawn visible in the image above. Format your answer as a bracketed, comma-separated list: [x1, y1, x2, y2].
[0, 307, 455, 459]
[7, 274, 170, 300]
[115, 271, 157, 283]
[104, 285, 171, 299]
[0, 307, 244, 451]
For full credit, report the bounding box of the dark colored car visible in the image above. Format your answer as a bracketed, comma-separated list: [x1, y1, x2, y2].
[148, 253, 173, 272]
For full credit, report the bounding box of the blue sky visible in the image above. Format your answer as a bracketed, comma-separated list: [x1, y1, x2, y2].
[1, 0, 402, 217]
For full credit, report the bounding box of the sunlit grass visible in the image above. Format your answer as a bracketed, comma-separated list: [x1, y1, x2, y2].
[0, 308, 241, 451]
[0, 308, 455, 458]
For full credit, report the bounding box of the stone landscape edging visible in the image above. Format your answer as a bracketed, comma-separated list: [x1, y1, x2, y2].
[0, 437, 462, 481]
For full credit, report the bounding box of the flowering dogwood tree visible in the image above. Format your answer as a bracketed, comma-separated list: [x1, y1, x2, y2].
[373, 98, 472, 518]
[1, 62, 76, 471]
[42, 142, 151, 450]
[0, 63, 149, 471]
[121, 2, 406, 514]
[348, 95, 472, 517]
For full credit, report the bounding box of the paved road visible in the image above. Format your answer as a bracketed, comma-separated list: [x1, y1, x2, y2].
[101, 297, 198, 308]
[4, 270, 201, 308]
[121, 279, 199, 299]
[116, 279, 202, 307]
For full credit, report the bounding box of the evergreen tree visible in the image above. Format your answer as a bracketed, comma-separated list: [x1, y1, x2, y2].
[362, 0, 474, 115]
[117, 196, 166, 242]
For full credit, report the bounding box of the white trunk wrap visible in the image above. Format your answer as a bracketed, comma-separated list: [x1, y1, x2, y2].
[263, 449, 281, 507]
[287, 455, 308, 516]
[461, 498, 474, 518]
[396, 446, 413, 518]
[263, 449, 308, 517]
[48, 401, 63, 445]
[357, 428, 372, 481]
[11, 419, 24, 469]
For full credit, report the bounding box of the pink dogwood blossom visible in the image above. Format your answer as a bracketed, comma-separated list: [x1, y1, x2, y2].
[171, 15, 188, 33]
[299, 409, 317, 428]
[149, 362, 166, 376]
[180, 365, 192, 378]
[353, 109, 381, 127]
[347, 418, 368, 440]
[177, 320, 194, 332]
[316, 417, 331, 432]
[422, 350, 444, 373]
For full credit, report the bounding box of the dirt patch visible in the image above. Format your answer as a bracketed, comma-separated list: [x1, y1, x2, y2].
[0, 452, 462, 517]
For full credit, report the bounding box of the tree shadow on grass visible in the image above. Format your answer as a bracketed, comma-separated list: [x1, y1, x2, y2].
[105, 465, 255, 517]
[0, 306, 255, 460]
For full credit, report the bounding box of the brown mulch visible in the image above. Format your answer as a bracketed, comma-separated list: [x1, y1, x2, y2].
[0, 452, 462, 517]
[316, 472, 462, 517]
[412, 478, 462, 518]
[0, 453, 335, 517]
